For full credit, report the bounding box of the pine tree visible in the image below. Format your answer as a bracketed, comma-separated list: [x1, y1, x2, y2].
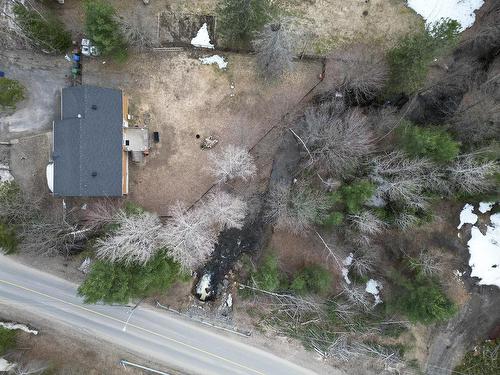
[84, 0, 127, 60]
[216, 0, 272, 47]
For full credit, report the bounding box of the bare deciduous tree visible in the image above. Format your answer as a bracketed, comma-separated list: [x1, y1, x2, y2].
[451, 90, 500, 146]
[209, 145, 257, 183]
[82, 199, 119, 230]
[265, 181, 331, 234]
[206, 190, 248, 230]
[334, 46, 388, 105]
[393, 211, 419, 230]
[11, 360, 48, 375]
[21, 211, 89, 257]
[461, 23, 500, 57]
[253, 20, 294, 80]
[95, 211, 162, 265]
[159, 202, 218, 271]
[446, 156, 498, 194]
[348, 210, 386, 245]
[370, 151, 446, 209]
[351, 251, 376, 278]
[0, 181, 40, 225]
[120, 19, 154, 49]
[301, 106, 373, 177]
[342, 283, 372, 311]
[408, 250, 444, 277]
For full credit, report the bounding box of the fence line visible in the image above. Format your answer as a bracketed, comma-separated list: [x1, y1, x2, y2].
[155, 300, 251, 338]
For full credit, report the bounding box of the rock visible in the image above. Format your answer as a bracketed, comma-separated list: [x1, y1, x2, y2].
[78, 257, 92, 274]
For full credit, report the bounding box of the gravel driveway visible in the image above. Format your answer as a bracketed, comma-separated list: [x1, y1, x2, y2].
[0, 50, 67, 134]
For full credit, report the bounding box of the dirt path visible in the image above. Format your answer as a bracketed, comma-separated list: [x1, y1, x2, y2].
[425, 288, 500, 374]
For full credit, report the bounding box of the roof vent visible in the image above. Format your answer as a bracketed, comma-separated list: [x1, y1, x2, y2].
[91, 171, 97, 177]
[91, 104, 97, 110]
[77, 114, 82, 118]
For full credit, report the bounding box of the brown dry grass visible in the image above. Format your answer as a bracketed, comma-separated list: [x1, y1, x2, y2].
[83, 52, 321, 214]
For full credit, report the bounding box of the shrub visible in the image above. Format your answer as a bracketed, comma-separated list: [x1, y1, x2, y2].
[123, 201, 145, 216]
[216, 0, 272, 48]
[322, 211, 344, 227]
[388, 271, 456, 324]
[265, 182, 332, 234]
[0, 181, 38, 225]
[386, 19, 460, 95]
[455, 339, 500, 375]
[0, 78, 25, 109]
[78, 250, 183, 304]
[84, 0, 127, 61]
[397, 122, 460, 163]
[252, 253, 283, 292]
[338, 180, 376, 214]
[290, 264, 332, 295]
[13, 4, 72, 53]
[0, 327, 16, 355]
[0, 223, 18, 254]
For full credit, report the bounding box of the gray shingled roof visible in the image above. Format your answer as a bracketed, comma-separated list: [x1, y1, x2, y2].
[53, 85, 124, 197]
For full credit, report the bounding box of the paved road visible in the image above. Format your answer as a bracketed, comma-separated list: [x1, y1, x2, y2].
[0, 255, 321, 375]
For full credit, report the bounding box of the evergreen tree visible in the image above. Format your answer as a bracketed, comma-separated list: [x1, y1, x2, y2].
[216, 0, 272, 47]
[78, 250, 183, 304]
[84, 0, 127, 61]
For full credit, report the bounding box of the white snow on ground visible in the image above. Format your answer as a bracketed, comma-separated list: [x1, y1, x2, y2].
[407, 0, 484, 30]
[341, 253, 353, 284]
[365, 279, 383, 305]
[467, 213, 500, 288]
[196, 273, 213, 301]
[479, 202, 495, 213]
[0, 358, 16, 372]
[0, 321, 38, 335]
[0, 164, 13, 184]
[199, 55, 228, 69]
[191, 23, 214, 49]
[457, 203, 478, 229]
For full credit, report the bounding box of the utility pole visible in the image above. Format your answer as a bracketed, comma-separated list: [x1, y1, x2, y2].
[122, 298, 144, 332]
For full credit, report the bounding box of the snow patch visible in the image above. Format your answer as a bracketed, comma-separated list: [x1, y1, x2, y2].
[191, 23, 214, 49]
[467, 213, 500, 288]
[365, 279, 383, 305]
[0, 358, 16, 372]
[407, 0, 485, 30]
[196, 273, 213, 301]
[0, 164, 13, 184]
[341, 253, 353, 284]
[199, 55, 228, 69]
[457, 203, 478, 229]
[479, 202, 495, 214]
[0, 321, 38, 335]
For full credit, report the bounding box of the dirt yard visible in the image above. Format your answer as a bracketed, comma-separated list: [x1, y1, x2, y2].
[81, 51, 321, 214]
